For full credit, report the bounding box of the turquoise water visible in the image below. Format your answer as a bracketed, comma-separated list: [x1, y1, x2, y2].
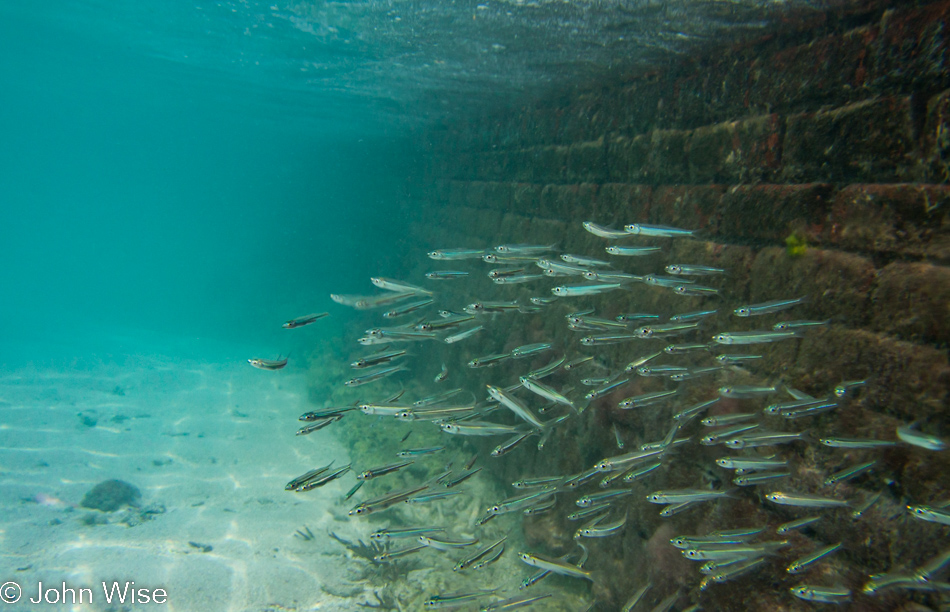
[0, 1, 418, 356]
[5, 2, 945, 612]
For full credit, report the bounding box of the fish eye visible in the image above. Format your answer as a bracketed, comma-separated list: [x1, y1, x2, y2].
[490, 505, 500, 513]
[735, 308, 750, 316]
[686, 551, 699, 558]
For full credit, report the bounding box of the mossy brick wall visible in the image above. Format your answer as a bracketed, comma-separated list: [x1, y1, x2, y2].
[399, 1, 949, 610]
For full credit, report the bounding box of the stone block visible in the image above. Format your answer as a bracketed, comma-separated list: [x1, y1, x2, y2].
[566, 139, 606, 183]
[539, 184, 563, 219]
[512, 183, 544, 216]
[479, 181, 514, 212]
[562, 93, 608, 143]
[540, 184, 600, 221]
[718, 184, 832, 244]
[750, 27, 877, 112]
[507, 149, 531, 183]
[528, 146, 568, 183]
[651, 185, 725, 234]
[595, 184, 653, 226]
[825, 184, 950, 259]
[783, 97, 915, 183]
[447, 181, 469, 209]
[748, 246, 876, 327]
[647, 129, 690, 184]
[525, 217, 571, 247]
[871, 262, 950, 346]
[869, 1, 950, 93]
[923, 88, 950, 185]
[687, 114, 781, 183]
[615, 80, 665, 136]
[607, 134, 652, 182]
[793, 326, 949, 424]
[452, 152, 475, 180]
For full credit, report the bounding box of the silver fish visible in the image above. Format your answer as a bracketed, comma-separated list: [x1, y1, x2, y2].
[787, 543, 842, 574]
[282, 312, 328, 328]
[605, 246, 663, 256]
[734, 296, 807, 317]
[713, 330, 801, 345]
[444, 325, 484, 344]
[583, 221, 629, 239]
[561, 253, 610, 266]
[517, 552, 593, 581]
[552, 283, 622, 297]
[345, 365, 408, 386]
[896, 425, 947, 451]
[765, 492, 849, 508]
[666, 264, 725, 275]
[487, 384, 544, 429]
[427, 248, 486, 260]
[624, 223, 695, 237]
[425, 270, 469, 280]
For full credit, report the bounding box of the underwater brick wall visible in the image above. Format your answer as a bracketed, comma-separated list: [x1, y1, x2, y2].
[401, 1, 950, 609]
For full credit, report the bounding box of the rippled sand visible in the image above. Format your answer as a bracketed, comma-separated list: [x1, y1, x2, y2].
[0, 335, 366, 612]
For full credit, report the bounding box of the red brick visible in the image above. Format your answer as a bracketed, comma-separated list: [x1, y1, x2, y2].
[826, 184, 950, 259]
[783, 97, 916, 183]
[871, 262, 950, 345]
[750, 26, 878, 112]
[718, 184, 832, 243]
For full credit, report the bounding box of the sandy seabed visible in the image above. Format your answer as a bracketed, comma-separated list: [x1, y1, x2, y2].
[0, 333, 367, 612]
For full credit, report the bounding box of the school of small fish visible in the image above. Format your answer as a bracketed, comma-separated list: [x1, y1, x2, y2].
[250, 220, 949, 611]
